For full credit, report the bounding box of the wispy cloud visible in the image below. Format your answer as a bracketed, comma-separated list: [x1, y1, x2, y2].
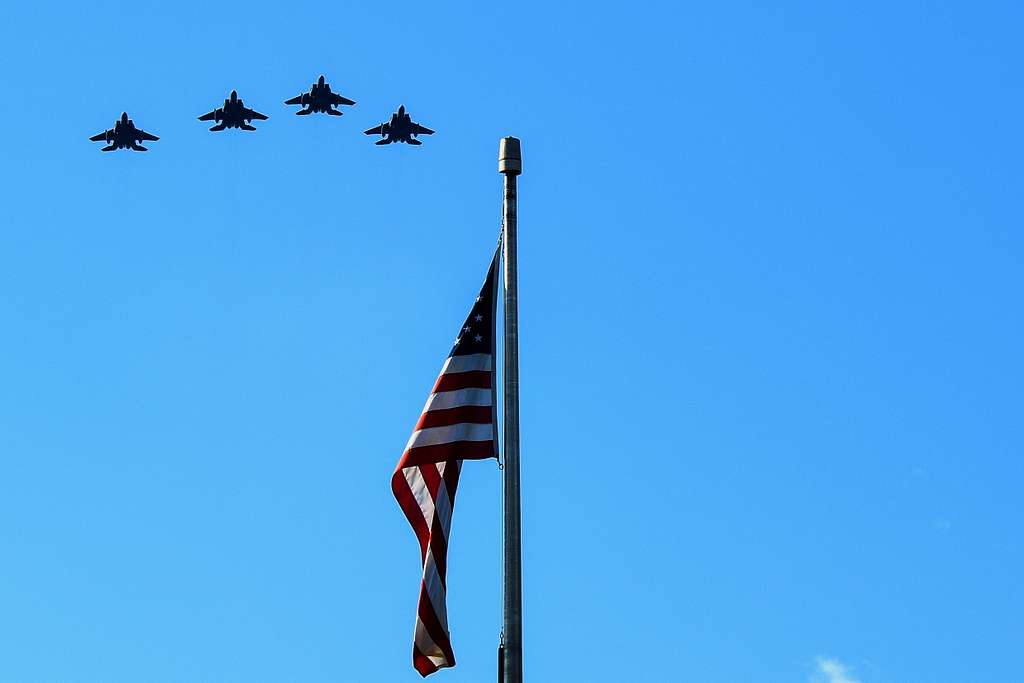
[812, 657, 861, 683]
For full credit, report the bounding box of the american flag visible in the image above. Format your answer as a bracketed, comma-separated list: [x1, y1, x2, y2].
[391, 247, 500, 677]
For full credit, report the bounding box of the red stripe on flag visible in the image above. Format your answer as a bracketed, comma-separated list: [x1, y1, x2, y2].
[398, 440, 495, 469]
[419, 462, 442, 503]
[441, 459, 461, 508]
[391, 471, 431, 559]
[432, 370, 492, 393]
[415, 406, 494, 430]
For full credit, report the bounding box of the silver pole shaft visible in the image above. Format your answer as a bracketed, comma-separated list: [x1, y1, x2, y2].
[499, 137, 523, 683]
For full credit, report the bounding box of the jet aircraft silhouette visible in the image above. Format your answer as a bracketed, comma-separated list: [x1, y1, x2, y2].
[364, 105, 434, 145]
[89, 112, 159, 152]
[285, 75, 355, 116]
[198, 90, 269, 131]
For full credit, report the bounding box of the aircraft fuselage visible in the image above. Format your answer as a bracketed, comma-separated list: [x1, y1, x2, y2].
[109, 123, 138, 147]
[287, 77, 352, 116]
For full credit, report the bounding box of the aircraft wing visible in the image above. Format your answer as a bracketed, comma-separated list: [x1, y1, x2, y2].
[137, 130, 159, 142]
[89, 129, 112, 142]
[284, 94, 305, 105]
[411, 122, 435, 136]
[197, 109, 219, 121]
[364, 123, 387, 136]
[245, 108, 269, 120]
[330, 93, 356, 106]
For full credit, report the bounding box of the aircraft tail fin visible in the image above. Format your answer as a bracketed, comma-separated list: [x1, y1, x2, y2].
[375, 138, 391, 145]
[209, 123, 227, 132]
[131, 144, 148, 151]
[407, 138, 422, 145]
[295, 108, 313, 116]
[101, 145, 116, 152]
[240, 124, 257, 131]
[326, 108, 342, 116]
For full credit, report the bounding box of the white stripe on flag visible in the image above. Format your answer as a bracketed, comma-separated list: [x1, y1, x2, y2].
[405, 423, 494, 451]
[421, 387, 493, 412]
[439, 353, 492, 375]
[404, 468, 435, 530]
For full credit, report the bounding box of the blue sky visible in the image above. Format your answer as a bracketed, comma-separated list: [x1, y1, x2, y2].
[1, 1, 1022, 681]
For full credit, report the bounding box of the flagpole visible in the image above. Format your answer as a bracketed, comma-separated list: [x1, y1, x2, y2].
[499, 137, 523, 683]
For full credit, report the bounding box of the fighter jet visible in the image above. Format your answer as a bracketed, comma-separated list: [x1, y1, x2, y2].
[364, 105, 434, 145]
[284, 75, 355, 116]
[89, 112, 159, 152]
[198, 90, 269, 131]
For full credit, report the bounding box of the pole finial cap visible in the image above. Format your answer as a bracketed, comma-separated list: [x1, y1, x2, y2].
[499, 137, 522, 175]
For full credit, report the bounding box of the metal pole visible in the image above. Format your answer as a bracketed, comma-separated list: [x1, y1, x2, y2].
[499, 137, 523, 683]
